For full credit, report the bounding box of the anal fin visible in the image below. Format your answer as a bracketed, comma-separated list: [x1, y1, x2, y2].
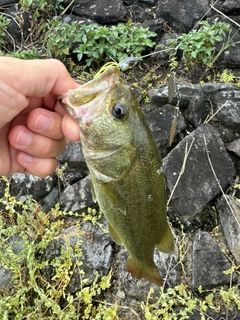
[108, 222, 123, 244]
[156, 223, 175, 254]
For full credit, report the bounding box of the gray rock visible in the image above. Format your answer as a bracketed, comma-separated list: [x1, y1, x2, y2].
[69, 0, 127, 24]
[0, 234, 25, 291]
[9, 173, 57, 201]
[0, 268, 13, 291]
[222, 0, 240, 13]
[145, 104, 186, 154]
[60, 175, 94, 212]
[58, 140, 85, 168]
[156, 0, 209, 33]
[39, 187, 59, 213]
[140, 18, 165, 36]
[211, 88, 240, 132]
[217, 195, 240, 264]
[192, 231, 236, 289]
[226, 138, 240, 157]
[149, 83, 240, 128]
[163, 123, 235, 221]
[71, 220, 113, 291]
[43, 221, 113, 293]
[5, 4, 31, 45]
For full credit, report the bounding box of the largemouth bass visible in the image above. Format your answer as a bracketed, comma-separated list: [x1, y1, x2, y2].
[60, 65, 175, 285]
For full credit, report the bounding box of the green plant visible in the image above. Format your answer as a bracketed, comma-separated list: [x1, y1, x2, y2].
[45, 20, 157, 66]
[19, 0, 64, 19]
[0, 176, 115, 319]
[167, 18, 231, 68]
[219, 69, 236, 83]
[7, 48, 42, 59]
[0, 15, 11, 47]
[73, 22, 157, 66]
[44, 17, 80, 59]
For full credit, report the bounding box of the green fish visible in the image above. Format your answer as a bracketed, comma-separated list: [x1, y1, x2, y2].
[60, 65, 175, 285]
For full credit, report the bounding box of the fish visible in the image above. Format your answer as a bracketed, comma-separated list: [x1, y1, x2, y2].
[59, 65, 175, 285]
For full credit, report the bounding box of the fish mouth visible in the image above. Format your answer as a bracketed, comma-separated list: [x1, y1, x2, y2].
[58, 66, 120, 123]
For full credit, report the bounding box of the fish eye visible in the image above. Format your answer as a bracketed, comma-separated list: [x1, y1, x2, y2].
[112, 103, 127, 120]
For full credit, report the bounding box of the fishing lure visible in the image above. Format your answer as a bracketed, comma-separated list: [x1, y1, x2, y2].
[119, 57, 139, 72]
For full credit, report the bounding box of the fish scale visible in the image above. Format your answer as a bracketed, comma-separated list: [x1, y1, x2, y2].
[60, 65, 175, 285]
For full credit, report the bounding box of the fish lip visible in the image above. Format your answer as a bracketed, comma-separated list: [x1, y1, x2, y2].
[58, 66, 120, 122]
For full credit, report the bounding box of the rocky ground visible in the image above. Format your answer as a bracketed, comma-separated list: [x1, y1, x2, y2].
[1, 0, 240, 319]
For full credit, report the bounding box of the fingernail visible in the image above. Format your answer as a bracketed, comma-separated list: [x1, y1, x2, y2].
[35, 113, 52, 131]
[19, 153, 34, 164]
[16, 130, 32, 147]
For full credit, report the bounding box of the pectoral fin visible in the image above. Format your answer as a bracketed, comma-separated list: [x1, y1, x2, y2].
[101, 183, 126, 216]
[108, 222, 123, 244]
[156, 223, 175, 254]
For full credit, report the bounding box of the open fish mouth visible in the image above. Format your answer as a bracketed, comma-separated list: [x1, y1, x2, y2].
[58, 66, 120, 123]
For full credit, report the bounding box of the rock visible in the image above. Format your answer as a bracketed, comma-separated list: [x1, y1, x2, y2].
[5, 4, 31, 46]
[216, 195, 240, 264]
[145, 104, 186, 155]
[42, 221, 113, 293]
[192, 231, 237, 289]
[140, 18, 165, 37]
[2, 0, 17, 5]
[163, 123, 235, 221]
[221, 0, 240, 14]
[138, 0, 156, 4]
[0, 234, 25, 291]
[0, 268, 13, 291]
[39, 187, 59, 213]
[211, 88, 240, 132]
[58, 140, 85, 168]
[215, 35, 240, 68]
[69, 0, 127, 24]
[9, 173, 57, 202]
[60, 175, 95, 212]
[156, 0, 209, 33]
[226, 138, 240, 157]
[149, 83, 240, 128]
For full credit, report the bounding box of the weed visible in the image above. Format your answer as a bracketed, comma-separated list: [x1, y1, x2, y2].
[0, 176, 115, 319]
[219, 69, 236, 83]
[8, 49, 42, 59]
[45, 20, 156, 66]
[43, 17, 80, 60]
[19, 0, 64, 20]
[0, 15, 11, 47]
[167, 18, 231, 68]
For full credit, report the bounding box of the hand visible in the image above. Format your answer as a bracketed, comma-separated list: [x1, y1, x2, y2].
[0, 57, 80, 178]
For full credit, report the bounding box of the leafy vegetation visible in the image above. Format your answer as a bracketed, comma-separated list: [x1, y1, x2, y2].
[0, 1, 156, 68]
[44, 20, 156, 66]
[167, 18, 232, 68]
[0, 175, 239, 319]
[0, 15, 10, 48]
[0, 176, 116, 319]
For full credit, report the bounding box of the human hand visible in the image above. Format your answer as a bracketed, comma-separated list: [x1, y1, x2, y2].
[0, 57, 80, 178]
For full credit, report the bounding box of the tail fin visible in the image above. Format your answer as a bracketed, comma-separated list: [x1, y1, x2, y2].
[126, 256, 163, 286]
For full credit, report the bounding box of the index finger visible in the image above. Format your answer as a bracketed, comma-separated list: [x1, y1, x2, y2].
[0, 58, 78, 127]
